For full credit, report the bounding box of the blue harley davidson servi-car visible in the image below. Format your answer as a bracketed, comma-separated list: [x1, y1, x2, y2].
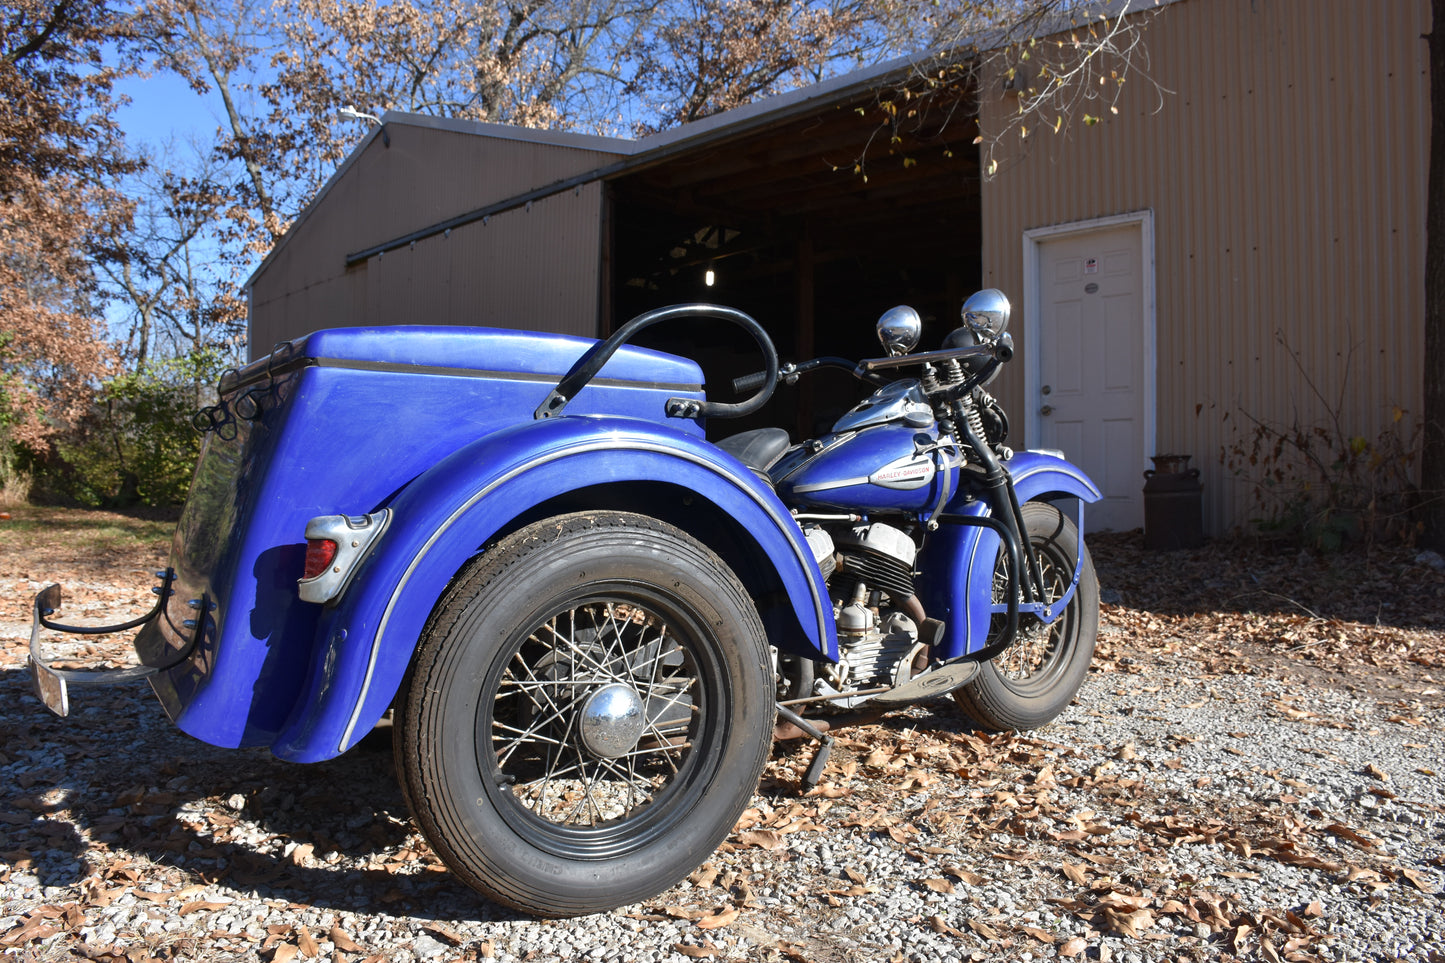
[30, 289, 1100, 917]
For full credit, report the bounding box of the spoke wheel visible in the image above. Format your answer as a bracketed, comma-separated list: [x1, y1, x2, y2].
[953, 501, 1098, 731]
[490, 595, 714, 855]
[396, 512, 772, 917]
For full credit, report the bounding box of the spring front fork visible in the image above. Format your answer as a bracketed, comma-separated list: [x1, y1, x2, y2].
[922, 360, 1046, 609]
[949, 393, 1047, 607]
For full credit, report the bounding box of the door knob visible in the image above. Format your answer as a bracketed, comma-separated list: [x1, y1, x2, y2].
[1041, 405, 1054, 416]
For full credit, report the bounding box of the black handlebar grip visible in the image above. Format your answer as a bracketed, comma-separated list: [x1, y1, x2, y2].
[731, 370, 769, 395]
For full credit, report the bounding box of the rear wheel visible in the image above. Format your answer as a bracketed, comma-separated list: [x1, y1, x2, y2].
[953, 501, 1098, 731]
[395, 511, 773, 917]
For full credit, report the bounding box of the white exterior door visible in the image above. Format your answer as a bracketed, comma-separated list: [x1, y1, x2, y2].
[1028, 218, 1152, 532]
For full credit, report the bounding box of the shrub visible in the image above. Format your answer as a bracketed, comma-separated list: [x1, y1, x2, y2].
[1223, 407, 1420, 551]
[29, 352, 225, 508]
[1221, 333, 1421, 551]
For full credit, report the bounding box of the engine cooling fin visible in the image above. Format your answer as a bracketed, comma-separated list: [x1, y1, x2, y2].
[840, 550, 915, 601]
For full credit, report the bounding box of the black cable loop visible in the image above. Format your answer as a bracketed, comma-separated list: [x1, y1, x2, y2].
[264, 341, 293, 391]
[190, 407, 217, 433]
[212, 412, 238, 441]
[233, 388, 265, 421]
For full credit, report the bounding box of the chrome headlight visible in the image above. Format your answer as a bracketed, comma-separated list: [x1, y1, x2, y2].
[960, 288, 1011, 341]
[876, 305, 922, 357]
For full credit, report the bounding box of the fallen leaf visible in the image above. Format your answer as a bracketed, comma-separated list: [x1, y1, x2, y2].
[1096, 892, 1151, 911]
[736, 830, 785, 851]
[863, 748, 892, 767]
[1060, 936, 1088, 957]
[966, 918, 999, 939]
[673, 944, 719, 959]
[0, 918, 60, 947]
[696, 907, 739, 930]
[421, 922, 463, 945]
[1401, 869, 1440, 894]
[899, 769, 939, 790]
[330, 926, 364, 952]
[777, 942, 809, 962]
[179, 900, 232, 915]
[130, 890, 173, 903]
[1100, 907, 1154, 938]
[1325, 823, 1378, 850]
[943, 866, 984, 887]
[296, 926, 319, 958]
[664, 905, 710, 920]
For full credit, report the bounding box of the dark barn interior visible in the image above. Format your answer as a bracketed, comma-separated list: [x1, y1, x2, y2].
[607, 86, 983, 439]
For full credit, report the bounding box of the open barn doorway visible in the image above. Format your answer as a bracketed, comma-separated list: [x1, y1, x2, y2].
[606, 88, 983, 441]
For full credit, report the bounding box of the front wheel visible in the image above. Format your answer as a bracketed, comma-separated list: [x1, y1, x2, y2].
[394, 511, 774, 917]
[953, 501, 1099, 731]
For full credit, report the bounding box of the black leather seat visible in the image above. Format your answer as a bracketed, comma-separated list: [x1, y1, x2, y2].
[715, 427, 791, 473]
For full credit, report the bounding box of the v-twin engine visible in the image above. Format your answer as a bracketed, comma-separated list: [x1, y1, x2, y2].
[804, 521, 926, 707]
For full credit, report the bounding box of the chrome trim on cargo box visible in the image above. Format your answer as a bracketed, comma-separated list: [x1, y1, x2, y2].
[311, 357, 702, 393]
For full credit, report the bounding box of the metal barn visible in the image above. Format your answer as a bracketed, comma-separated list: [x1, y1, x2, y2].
[247, 0, 1431, 535]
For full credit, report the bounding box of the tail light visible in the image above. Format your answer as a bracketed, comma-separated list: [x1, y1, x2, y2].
[303, 538, 339, 580]
[297, 510, 392, 604]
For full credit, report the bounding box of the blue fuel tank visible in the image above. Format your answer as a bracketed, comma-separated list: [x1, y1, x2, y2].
[771, 423, 960, 515]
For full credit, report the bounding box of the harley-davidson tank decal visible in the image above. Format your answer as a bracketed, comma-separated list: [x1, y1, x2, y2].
[868, 453, 935, 490]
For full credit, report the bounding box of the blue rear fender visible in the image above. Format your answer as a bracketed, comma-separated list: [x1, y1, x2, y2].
[271, 415, 836, 763]
[917, 450, 1101, 660]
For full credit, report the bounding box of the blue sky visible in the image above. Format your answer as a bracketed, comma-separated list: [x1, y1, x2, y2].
[112, 70, 221, 149]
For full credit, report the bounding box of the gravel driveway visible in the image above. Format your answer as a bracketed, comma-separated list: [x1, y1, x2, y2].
[2, 532, 1442, 963]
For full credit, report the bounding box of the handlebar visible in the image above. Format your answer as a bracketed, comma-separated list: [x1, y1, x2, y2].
[857, 332, 1013, 372]
[731, 369, 772, 395]
[732, 334, 1013, 396]
[731, 356, 893, 395]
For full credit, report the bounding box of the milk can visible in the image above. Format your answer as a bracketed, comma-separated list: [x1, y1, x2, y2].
[1143, 454, 1203, 549]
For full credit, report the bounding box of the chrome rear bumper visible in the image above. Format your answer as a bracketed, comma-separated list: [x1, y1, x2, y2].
[28, 570, 203, 716]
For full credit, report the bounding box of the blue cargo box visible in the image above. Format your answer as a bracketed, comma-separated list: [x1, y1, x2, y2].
[138, 325, 705, 749]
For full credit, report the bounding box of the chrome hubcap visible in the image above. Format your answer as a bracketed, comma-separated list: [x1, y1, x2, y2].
[578, 682, 647, 759]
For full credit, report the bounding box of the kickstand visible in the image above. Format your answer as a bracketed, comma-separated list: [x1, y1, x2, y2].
[775, 703, 834, 790]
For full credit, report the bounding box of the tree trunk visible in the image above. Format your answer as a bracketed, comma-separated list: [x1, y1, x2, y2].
[1423, 0, 1445, 548]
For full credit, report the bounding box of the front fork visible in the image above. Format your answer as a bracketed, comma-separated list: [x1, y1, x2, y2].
[946, 394, 1055, 656]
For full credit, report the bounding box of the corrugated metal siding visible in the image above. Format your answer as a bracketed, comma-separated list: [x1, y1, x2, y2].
[980, 0, 1430, 534]
[250, 123, 619, 354]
